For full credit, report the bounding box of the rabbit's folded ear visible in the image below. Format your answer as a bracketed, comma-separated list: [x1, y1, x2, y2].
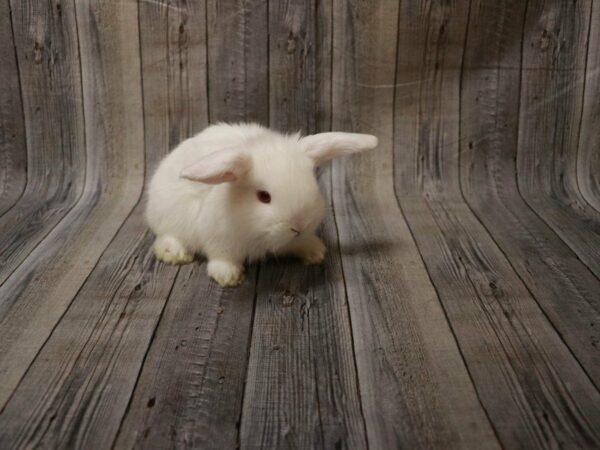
[299, 132, 378, 165]
[180, 148, 251, 184]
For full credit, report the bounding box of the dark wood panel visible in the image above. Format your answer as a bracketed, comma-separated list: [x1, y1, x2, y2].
[0, 0, 27, 217]
[0, 0, 86, 285]
[267, 0, 331, 135]
[578, 2, 600, 212]
[393, 1, 600, 448]
[517, 0, 600, 277]
[115, 263, 256, 450]
[241, 4, 366, 446]
[330, 1, 500, 448]
[0, 0, 145, 411]
[206, 0, 269, 124]
[461, 0, 600, 385]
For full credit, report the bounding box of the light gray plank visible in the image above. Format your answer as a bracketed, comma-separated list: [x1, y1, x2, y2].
[517, 0, 600, 277]
[0, 0, 26, 217]
[461, 0, 600, 386]
[577, 1, 600, 212]
[0, 0, 144, 410]
[330, 1, 501, 448]
[393, 1, 600, 448]
[240, 2, 367, 446]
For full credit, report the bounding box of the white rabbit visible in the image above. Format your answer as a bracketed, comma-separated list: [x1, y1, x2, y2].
[145, 122, 378, 287]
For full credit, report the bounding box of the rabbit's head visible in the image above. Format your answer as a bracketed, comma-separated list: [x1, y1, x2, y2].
[180, 131, 378, 254]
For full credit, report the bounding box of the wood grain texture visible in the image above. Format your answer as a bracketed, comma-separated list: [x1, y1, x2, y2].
[0, 0, 144, 410]
[460, 0, 600, 386]
[331, 1, 501, 448]
[114, 2, 258, 448]
[0, 0, 86, 285]
[206, 0, 269, 124]
[115, 263, 256, 450]
[0, 0, 27, 217]
[0, 205, 178, 449]
[517, 0, 600, 277]
[577, 1, 600, 212]
[267, 0, 331, 135]
[393, 1, 600, 448]
[1, 0, 599, 447]
[240, 2, 367, 446]
[116, 0, 267, 447]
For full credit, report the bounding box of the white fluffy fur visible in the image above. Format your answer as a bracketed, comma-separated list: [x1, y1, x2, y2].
[145, 122, 378, 286]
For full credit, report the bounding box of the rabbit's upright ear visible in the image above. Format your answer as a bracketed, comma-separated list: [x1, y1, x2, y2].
[180, 148, 251, 184]
[299, 132, 378, 165]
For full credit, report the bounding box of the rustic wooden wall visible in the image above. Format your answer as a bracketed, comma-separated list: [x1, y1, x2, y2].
[0, 0, 598, 448]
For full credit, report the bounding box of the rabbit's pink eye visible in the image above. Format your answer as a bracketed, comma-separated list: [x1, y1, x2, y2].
[257, 190, 271, 204]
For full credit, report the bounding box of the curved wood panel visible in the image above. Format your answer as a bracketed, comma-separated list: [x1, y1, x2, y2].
[517, 0, 600, 277]
[331, 1, 500, 448]
[461, 0, 600, 388]
[577, 2, 600, 212]
[0, 0, 144, 417]
[0, 0, 26, 217]
[394, 1, 600, 448]
[0, 0, 86, 285]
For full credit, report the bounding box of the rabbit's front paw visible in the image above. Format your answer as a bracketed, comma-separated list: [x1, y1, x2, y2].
[297, 235, 327, 265]
[153, 235, 194, 265]
[207, 260, 245, 287]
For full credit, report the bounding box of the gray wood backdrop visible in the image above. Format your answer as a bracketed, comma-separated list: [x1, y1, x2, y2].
[0, 0, 599, 449]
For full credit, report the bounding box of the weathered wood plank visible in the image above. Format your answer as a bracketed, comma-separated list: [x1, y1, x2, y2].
[330, 1, 501, 448]
[115, 1, 264, 447]
[0, 0, 144, 410]
[517, 0, 600, 277]
[461, 0, 600, 385]
[114, 1, 255, 448]
[0, 0, 27, 217]
[114, 263, 256, 450]
[0, 205, 179, 449]
[393, 1, 600, 448]
[577, 1, 600, 212]
[0, 0, 86, 284]
[266, 0, 330, 135]
[206, 0, 269, 124]
[240, 2, 367, 447]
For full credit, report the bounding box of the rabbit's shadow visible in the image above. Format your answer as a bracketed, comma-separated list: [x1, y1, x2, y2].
[251, 238, 401, 297]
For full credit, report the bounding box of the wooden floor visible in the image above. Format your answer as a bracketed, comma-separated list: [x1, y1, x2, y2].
[1, 0, 599, 448]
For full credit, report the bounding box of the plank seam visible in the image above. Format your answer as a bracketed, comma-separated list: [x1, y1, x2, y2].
[454, 3, 506, 443]
[235, 265, 260, 449]
[237, 0, 269, 444]
[326, 1, 370, 446]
